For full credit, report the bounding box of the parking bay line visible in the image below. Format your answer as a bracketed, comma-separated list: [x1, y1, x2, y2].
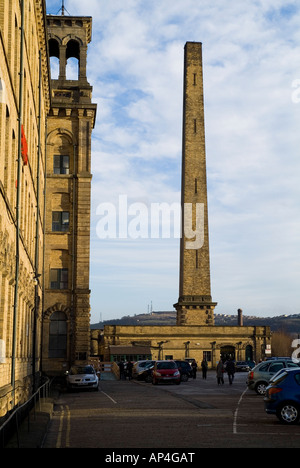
[101, 390, 117, 404]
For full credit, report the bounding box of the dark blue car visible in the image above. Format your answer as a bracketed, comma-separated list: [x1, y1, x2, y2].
[264, 367, 300, 424]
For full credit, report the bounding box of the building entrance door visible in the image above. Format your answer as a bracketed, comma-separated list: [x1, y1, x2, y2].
[220, 346, 235, 362]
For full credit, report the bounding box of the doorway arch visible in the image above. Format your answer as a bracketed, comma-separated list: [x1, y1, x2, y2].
[245, 344, 253, 362]
[220, 346, 235, 362]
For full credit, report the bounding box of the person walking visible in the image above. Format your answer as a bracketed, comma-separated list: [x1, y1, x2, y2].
[201, 359, 208, 379]
[127, 361, 133, 380]
[216, 361, 224, 385]
[119, 361, 125, 380]
[191, 360, 197, 379]
[226, 358, 236, 385]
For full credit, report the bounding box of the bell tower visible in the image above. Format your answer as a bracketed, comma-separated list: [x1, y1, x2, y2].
[174, 42, 217, 326]
[43, 9, 97, 372]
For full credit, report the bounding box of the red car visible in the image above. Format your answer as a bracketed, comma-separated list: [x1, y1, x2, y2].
[152, 360, 181, 385]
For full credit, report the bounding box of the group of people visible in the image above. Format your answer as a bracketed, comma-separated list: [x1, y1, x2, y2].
[118, 361, 133, 380]
[190, 359, 209, 379]
[191, 358, 235, 385]
[216, 359, 235, 385]
[192, 358, 236, 385]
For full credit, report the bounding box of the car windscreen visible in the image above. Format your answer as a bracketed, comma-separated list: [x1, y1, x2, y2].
[144, 362, 154, 368]
[157, 362, 177, 369]
[70, 366, 95, 375]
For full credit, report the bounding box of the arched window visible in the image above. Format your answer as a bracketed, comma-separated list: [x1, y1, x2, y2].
[49, 311, 67, 358]
[245, 345, 253, 362]
[66, 40, 80, 80]
[49, 38, 60, 80]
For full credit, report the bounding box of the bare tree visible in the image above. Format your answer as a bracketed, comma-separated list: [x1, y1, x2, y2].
[271, 329, 293, 357]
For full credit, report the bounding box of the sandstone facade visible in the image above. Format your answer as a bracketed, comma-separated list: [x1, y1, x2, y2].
[0, 0, 50, 416]
[42, 14, 96, 376]
[0, 1, 96, 418]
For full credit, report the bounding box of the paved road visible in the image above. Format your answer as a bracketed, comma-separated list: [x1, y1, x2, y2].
[42, 371, 300, 451]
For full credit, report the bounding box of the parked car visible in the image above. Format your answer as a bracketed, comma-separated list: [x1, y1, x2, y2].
[265, 357, 292, 361]
[247, 359, 300, 395]
[174, 360, 193, 381]
[136, 362, 155, 383]
[185, 358, 196, 364]
[235, 361, 250, 372]
[152, 360, 181, 385]
[66, 365, 99, 391]
[264, 368, 300, 424]
[247, 361, 256, 369]
[132, 360, 155, 378]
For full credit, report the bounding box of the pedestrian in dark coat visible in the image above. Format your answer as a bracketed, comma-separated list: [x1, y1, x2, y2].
[201, 359, 208, 379]
[127, 361, 133, 380]
[191, 360, 197, 379]
[119, 361, 125, 380]
[216, 361, 224, 385]
[226, 359, 236, 385]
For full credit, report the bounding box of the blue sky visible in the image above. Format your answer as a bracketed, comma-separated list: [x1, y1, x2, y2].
[46, 0, 300, 323]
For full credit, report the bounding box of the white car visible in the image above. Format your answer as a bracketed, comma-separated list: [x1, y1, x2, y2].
[66, 365, 99, 391]
[133, 360, 155, 377]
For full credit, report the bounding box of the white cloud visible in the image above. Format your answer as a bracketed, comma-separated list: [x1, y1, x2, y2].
[46, 0, 300, 322]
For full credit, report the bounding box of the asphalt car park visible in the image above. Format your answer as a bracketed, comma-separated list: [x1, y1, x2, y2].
[41, 370, 300, 449]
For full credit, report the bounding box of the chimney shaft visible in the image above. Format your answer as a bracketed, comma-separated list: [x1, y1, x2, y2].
[238, 309, 243, 326]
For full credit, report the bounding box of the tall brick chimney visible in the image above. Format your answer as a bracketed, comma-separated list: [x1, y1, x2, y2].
[238, 309, 243, 326]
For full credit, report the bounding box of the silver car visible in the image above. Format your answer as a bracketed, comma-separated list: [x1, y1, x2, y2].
[66, 365, 99, 391]
[246, 359, 300, 395]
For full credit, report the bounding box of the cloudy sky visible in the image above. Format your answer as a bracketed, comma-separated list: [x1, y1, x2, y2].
[46, 0, 300, 323]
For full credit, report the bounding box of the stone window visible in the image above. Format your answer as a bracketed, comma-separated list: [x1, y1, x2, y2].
[52, 211, 70, 232]
[50, 268, 68, 289]
[53, 154, 70, 174]
[203, 351, 212, 362]
[49, 311, 67, 358]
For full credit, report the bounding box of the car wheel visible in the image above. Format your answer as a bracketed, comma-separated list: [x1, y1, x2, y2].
[145, 375, 152, 383]
[277, 402, 300, 425]
[181, 374, 188, 382]
[255, 382, 267, 395]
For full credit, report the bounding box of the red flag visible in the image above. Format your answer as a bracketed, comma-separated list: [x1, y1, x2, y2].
[21, 125, 28, 165]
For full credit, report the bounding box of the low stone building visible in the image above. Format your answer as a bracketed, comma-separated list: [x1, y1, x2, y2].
[93, 322, 270, 367]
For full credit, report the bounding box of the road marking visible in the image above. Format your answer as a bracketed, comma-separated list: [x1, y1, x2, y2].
[101, 390, 117, 404]
[66, 405, 71, 448]
[233, 387, 248, 434]
[55, 405, 71, 448]
[56, 405, 64, 448]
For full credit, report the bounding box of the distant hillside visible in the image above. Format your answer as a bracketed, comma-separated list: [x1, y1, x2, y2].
[91, 311, 300, 335]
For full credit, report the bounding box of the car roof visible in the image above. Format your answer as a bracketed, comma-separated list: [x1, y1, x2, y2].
[156, 360, 175, 363]
[282, 367, 300, 372]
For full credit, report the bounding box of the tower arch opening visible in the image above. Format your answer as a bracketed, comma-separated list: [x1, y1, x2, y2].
[49, 38, 60, 80]
[66, 39, 80, 80]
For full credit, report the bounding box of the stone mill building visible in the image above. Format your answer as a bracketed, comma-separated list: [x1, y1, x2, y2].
[0, 1, 96, 418]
